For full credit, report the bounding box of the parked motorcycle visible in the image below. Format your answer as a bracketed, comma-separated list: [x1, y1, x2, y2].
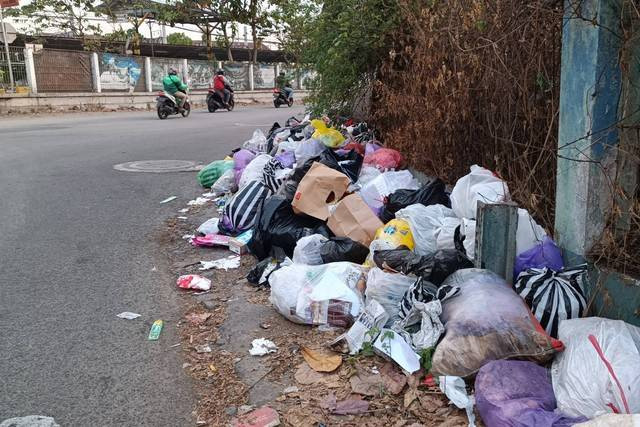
[273, 87, 293, 108]
[206, 88, 235, 113]
[156, 91, 191, 119]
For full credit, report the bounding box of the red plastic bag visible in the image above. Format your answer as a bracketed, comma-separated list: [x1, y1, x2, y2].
[364, 148, 404, 171]
[177, 274, 211, 291]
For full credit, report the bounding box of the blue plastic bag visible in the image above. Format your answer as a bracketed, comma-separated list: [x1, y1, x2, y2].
[514, 236, 563, 280]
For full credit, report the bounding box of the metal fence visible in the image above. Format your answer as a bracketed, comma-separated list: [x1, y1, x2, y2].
[33, 49, 93, 92]
[0, 47, 28, 90]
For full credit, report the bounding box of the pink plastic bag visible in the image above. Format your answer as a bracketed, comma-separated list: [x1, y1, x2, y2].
[177, 274, 211, 291]
[191, 234, 230, 247]
[364, 148, 404, 171]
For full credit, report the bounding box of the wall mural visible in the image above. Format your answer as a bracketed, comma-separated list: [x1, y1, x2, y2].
[100, 54, 141, 91]
[253, 64, 276, 89]
[151, 59, 183, 91]
[188, 61, 216, 90]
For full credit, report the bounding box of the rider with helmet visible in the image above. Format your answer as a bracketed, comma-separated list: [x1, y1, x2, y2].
[162, 68, 188, 111]
[276, 71, 294, 101]
[212, 70, 233, 107]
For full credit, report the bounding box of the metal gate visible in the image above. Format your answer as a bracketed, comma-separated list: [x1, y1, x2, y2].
[0, 46, 28, 90]
[33, 49, 93, 92]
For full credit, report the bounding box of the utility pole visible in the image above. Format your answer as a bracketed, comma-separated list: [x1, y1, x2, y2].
[0, 4, 15, 91]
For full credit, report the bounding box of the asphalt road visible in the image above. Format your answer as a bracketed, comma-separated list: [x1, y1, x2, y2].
[0, 105, 305, 426]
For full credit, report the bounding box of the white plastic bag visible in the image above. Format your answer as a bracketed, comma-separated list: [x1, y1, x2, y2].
[239, 154, 272, 189]
[197, 218, 219, 235]
[437, 217, 477, 259]
[269, 262, 366, 327]
[364, 268, 416, 326]
[551, 317, 640, 418]
[576, 414, 640, 427]
[396, 204, 457, 256]
[210, 169, 237, 196]
[359, 170, 420, 215]
[294, 138, 325, 166]
[242, 129, 268, 152]
[293, 234, 329, 265]
[275, 138, 299, 155]
[392, 300, 444, 351]
[450, 165, 510, 219]
[516, 208, 547, 255]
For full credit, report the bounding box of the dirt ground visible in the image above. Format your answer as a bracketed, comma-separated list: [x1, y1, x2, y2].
[155, 200, 472, 427]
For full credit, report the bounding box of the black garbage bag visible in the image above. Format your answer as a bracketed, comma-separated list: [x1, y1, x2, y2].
[247, 247, 287, 287]
[266, 122, 282, 153]
[248, 195, 332, 260]
[320, 237, 369, 264]
[319, 148, 363, 183]
[380, 178, 450, 223]
[373, 248, 434, 277]
[276, 156, 320, 201]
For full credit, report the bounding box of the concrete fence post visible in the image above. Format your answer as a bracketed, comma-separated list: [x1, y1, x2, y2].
[91, 52, 101, 93]
[182, 58, 189, 85]
[217, 61, 223, 70]
[145, 57, 152, 92]
[474, 201, 518, 284]
[275, 63, 280, 78]
[24, 47, 37, 94]
[248, 62, 255, 91]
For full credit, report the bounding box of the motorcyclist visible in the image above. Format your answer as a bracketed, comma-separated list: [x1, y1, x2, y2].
[162, 68, 188, 112]
[212, 70, 233, 107]
[275, 71, 294, 101]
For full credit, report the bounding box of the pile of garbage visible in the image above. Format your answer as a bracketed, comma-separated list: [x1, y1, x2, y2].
[186, 115, 640, 426]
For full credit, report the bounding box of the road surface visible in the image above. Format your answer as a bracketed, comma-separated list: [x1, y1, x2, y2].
[0, 105, 305, 426]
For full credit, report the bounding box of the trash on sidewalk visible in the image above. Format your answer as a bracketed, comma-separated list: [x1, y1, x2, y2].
[301, 346, 342, 372]
[242, 129, 268, 153]
[239, 154, 272, 189]
[431, 269, 562, 378]
[311, 119, 345, 148]
[576, 414, 640, 427]
[514, 235, 564, 280]
[450, 165, 510, 219]
[191, 234, 230, 248]
[319, 147, 363, 183]
[148, 319, 163, 341]
[231, 406, 280, 427]
[380, 178, 450, 223]
[363, 147, 404, 171]
[364, 268, 416, 326]
[247, 248, 289, 287]
[320, 237, 369, 264]
[177, 274, 212, 291]
[219, 181, 272, 235]
[327, 194, 383, 246]
[392, 300, 444, 351]
[293, 234, 328, 265]
[117, 312, 141, 320]
[439, 376, 476, 427]
[475, 360, 586, 427]
[249, 338, 278, 356]
[330, 299, 389, 354]
[197, 218, 220, 236]
[359, 170, 420, 215]
[395, 203, 457, 256]
[197, 159, 234, 188]
[515, 265, 588, 337]
[551, 317, 640, 418]
[229, 230, 253, 255]
[160, 196, 177, 204]
[199, 255, 241, 271]
[0, 416, 61, 427]
[187, 197, 211, 206]
[291, 162, 350, 220]
[373, 328, 421, 373]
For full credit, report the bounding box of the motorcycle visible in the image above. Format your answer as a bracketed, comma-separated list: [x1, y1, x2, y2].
[273, 87, 293, 108]
[156, 91, 191, 119]
[206, 87, 235, 113]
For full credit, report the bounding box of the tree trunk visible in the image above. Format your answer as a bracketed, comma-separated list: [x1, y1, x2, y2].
[222, 24, 234, 62]
[251, 23, 258, 64]
[205, 27, 215, 61]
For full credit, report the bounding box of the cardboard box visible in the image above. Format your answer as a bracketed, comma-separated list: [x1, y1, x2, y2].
[229, 230, 253, 255]
[291, 162, 351, 220]
[327, 194, 383, 246]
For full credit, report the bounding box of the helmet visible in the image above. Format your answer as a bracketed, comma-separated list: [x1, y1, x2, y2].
[216, 69, 225, 76]
[168, 67, 178, 75]
[279, 71, 285, 76]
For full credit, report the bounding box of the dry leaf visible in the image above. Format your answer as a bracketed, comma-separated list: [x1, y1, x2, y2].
[419, 394, 445, 413]
[294, 363, 339, 385]
[301, 346, 342, 373]
[380, 362, 407, 395]
[404, 388, 419, 408]
[333, 399, 369, 415]
[185, 312, 212, 325]
[349, 373, 384, 397]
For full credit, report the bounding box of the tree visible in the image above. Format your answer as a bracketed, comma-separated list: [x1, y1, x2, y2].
[168, 32, 193, 45]
[271, 0, 320, 63]
[237, 0, 273, 63]
[8, 0, 102, 39]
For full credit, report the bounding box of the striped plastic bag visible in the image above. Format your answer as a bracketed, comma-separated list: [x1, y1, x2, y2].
[219, 180, 272, 236]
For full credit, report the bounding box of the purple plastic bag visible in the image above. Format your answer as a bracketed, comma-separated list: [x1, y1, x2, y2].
[476, 360, 586, 427]
[365, 142, 382, 156]
[233, 149, 256, 185]
[514, 236, 563, 281]
[275, 151, 296, 168]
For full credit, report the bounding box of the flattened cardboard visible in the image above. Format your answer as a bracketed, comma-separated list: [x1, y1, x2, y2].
[292, 162, 351, 220]
[328, 194, 383, 246]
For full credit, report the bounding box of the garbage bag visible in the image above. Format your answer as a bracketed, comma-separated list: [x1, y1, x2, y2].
[373, 219, 415, 250]
[291, 162, 350, 221]
[392, 299, 445, 351]
[436, 217, 476, 259]
[355, 166, 383, 190]
[320, 237, 369, 264]
[380, 178, 451, 223]
[269, 262, 366, 327]
[431, 269, 562, 378]
[219, 180, 272, 236]
[293, 234, 328, 265]
[197, 159, 234, 188]
[276, 156, 320, 201]
[576, 415, 640, 427]
[365, 142, 382, 156]
[359, 170, 420, 215]
[275, 151, 296, 168]
[233, 149, 257, 185]
[295, 138, 326, 166]
[197, 218, 220, 236]
[311, 119, 346, 148]
[450, 165, 510, 219]
[247, 247, 288, 287]
[242, 129, 268, 152]
[398, 277, 460, 321]
[514, 236, 564, 280]
[248, 195, 332, 260]
[261, 157, 287, 193]
[552, 317, 640, 418]
[364, 268, 416, 326]
[210, 169, 238, 196]
[327, 194, 383, 246]
[515, 265, 587, 338]
[319, 148, 363, 183]
[363, 147, 404, 171]
[239, 154, 272, 189]
[475, 360, 587, 427]
[516, 208, 547, 255]
[396, 204, 457, 256]
[338, 141, 365, 156]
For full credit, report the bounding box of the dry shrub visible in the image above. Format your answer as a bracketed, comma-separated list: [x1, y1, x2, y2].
[372, 0, 562, 231]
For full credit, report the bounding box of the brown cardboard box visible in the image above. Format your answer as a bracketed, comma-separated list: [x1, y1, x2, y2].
[291, 162, 351, 220]
[327, 194, 383, 246]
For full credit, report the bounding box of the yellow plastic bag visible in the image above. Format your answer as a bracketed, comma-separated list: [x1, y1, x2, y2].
[311, 119, 345, 148]
[364, 219, 415, 267]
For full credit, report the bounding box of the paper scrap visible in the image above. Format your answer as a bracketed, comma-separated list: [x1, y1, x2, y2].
[249, 338, 278, 356]
[160, 196, 177, 204]
[187, 197, 210, 206]
[373, 328, 421, 373]
[199, 256, 241, 271]
[117, 312, 141, 320]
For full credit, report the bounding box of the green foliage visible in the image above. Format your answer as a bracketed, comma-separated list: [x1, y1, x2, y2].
[418, 347, 435, 372]
[271, 0, 321, 63]
[304, 0, 400, 116]
[9, 0, 102, 37]
[167, 32, 193, 45]
[360, 326, 381, 357]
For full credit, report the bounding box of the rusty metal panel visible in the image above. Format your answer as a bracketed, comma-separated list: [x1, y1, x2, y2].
[33, 49, 93, 92]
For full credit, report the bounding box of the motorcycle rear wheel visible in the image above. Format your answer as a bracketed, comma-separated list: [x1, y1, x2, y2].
[157, 106, 169, 120]
[181, 104, 191, 118]
[227, 100, 235, 112]
[208, 103, 217, 113]
[274, 100, 280, 108]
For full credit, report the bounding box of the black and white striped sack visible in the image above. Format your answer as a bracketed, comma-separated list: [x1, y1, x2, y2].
[514, 265, 588, 338]
[220, 180, 273, 235]
[398, 277, 460, 320]
[262, 158, 286, 193]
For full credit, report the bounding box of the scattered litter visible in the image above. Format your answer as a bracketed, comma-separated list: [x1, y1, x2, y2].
[209, 364, 217, 373]
[177, 216, 188, 220]
[196, 344, 213, 354]
[182, 234, 195, 240]
[260, 323, 271, 329]
[231, 406, 280, 427]
[249, 338, 278, 356]
[301, 346, 342, 373]
[0, 416, 61, 427]
[330, 299, 388, 354]
[283, 386, 299, 394]
[373, 329, 421, 373]
[177, 275, 212, 291]
[439, 376, 476, 427]
[185, 312, 212, 325]
[197, 218, 220, 236]
[160, 196, 177, 204]
[187, 197, 210, 206]
[199, 255, 241, 271]
[116, 312, 141, 320]
[148, 319, 163, 341]
[179, 208, 190, 213]
[191, 234, 230, 247]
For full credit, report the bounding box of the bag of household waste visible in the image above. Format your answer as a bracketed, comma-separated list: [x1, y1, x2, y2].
[514, 236, 564, 279]
[515, 265, 587, 338]
[516, 208, 548, 255]
[197, 218, 220, 236]
[551, 317, 640, 419]
[364, 268, 416, 326]
[575, 415, 640, 427]
[320, 237, 369, 264]
[311, 119, 346, 148]
[293, 234, 328, 265]
[319, 148, 363, 183]
[197, 159, 234, 188]
[450, 165, 510, 219]
[396, 204, 458, 256]
[233, 149, 257, 185]
[239, 154, 272, 189]
[363, 219, 415, 267]
[359, 170, 420, 215]
[242, 129, 268, 153]
[363, 147, 405, 171]
[380, 178, 451, 223]
[262, 158, 291, 193]
[436, 217, 477, 259]
[291, 162, 351, 221]
[392, 299, 445, 351]
[327, 194, 384, 246]
[398, 277, 461, 321]
[295, 138, 326, 166]
[210, 169, 238, 196]
[269, 262, 366, 327]
[247, 247, 288, 287]
[475, 360, 587, 427]
[249, 195, 332, 260]
[276, 157, 319, 201]
[219, 180, 272, 236]
[431, 269, 562, 378]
